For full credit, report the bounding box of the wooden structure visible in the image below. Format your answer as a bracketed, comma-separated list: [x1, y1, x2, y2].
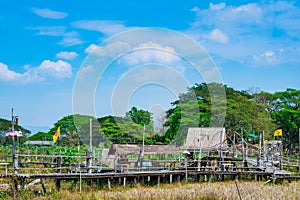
[24, 141, 54, 146]
[108, 144, 181, 156]
[183, 127, 228, 153]
[0, 150, 298, 194]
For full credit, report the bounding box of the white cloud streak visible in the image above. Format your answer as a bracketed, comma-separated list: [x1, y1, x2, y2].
[72, 20, 130, 36]
[31, 8, 68, 19]
[209, 2, 226, 11]
[56, 51, 78, 60]
[28, 26, 83, 46]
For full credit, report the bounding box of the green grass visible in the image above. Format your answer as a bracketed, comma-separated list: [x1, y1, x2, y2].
[3, 181, 300, 200]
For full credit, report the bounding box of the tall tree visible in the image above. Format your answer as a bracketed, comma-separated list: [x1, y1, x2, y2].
[271, 88, 300, 148]
[163, 83, 275, 144]
[126, 107, 152, 126]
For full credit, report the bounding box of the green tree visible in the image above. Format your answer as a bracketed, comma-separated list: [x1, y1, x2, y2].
[126, 106, 152, 126]
[98, 115, 152, 144]
[163, 83, 274, 144]
[48, 114, 100, 147]
[271, 88, 300, 147]
[0, 118, 31, 145]
[29, 131, 52, 141]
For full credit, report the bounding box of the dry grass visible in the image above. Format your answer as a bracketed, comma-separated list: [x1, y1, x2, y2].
[5, 181, 300, 200]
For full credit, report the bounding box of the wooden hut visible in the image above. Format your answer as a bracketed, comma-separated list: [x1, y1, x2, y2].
[183, 127, 227, 153]
[108, 143, 181, 157]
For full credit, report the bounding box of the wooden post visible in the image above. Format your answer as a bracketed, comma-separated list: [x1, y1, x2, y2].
[41, 179, 46, 194]
[123, 177, 126, 187]
[157, 176, 160, 185]
[193, 174, 198, 182]
[108, 178, 111, 190]
[20, 178, 25, 190]
[208, 174, 212, 183]
[86, 150, 92, 174]
[57, 156, 62, 173]
[177, 175, 181, 182]
[169, 174, 172, 183]
[13, 155, 18, 175]
[258, 132, 262, 167]
[56, 156, 62, 191]
[74, 179, 78, 190]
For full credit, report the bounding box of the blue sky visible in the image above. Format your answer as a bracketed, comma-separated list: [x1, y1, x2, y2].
[0, 0, 299, 133]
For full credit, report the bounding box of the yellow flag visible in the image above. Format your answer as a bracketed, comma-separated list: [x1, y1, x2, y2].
[53, 126, 61, 143]
[274, 129, 282, 137]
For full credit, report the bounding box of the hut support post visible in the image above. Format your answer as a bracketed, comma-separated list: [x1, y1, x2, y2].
[56, 156, 62, 191]
[108, 178, 111, 190]
[86, 150, 92, 174]
[41, 179, 46, 194]
[177, 175, 180, 182]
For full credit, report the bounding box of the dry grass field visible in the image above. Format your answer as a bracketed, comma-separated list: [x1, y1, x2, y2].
[7, 181, 299, 200]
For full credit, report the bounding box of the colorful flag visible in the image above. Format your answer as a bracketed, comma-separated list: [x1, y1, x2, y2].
[274, 129, 282, 137]
[53, 126, 61, 143]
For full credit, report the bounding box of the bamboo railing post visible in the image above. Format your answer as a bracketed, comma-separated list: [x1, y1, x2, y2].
[56, 156, 62, 191]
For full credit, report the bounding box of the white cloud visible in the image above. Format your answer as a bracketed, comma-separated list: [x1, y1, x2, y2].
[78, 65, 95, 79]
[84, 44, 98, 54]
[122, 42, 181, 66]
[206, 29, 228, 44]
[209, 3, 226, 11]
[0, 60, 72, 83]
[31, 8, 68, 19]
[84, 41, 131, 57]
[29, 26, 67, 36]
[28, 26, 82, 47]
[190, 7, 200, 12]
[84, 41, 183, 72]
[38, 60, 72, 79]
[187, 1, 300, 67]
[0, 63, 22, 81]
[253, 50, 277, 65]
[58, 37, 83, 46]
[72, 20, 129, 36]
[56, 51, 78, 60]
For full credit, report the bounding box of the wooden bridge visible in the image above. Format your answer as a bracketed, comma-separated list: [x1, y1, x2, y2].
[0, 152, 298, 194]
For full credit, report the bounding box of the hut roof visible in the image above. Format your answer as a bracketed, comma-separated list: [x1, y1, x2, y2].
[108, 144, 181, 156]
[183, 127, 227, 151]
[24, 140, 54, 146]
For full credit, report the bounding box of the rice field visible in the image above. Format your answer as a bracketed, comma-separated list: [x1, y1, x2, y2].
[7, 181, 300, 200]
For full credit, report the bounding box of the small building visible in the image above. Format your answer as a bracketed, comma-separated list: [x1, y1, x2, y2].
[108, 143, 181, 157]
[24, 140, 54, 146]
[183, 127, 227, 153]
[102, 144, 181, 169]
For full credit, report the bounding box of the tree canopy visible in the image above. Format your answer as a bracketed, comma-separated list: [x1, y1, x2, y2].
[2, 83, 298, 149]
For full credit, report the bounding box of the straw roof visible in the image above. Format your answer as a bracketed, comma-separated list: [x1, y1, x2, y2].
[108, 144, 181, 156]
[183, 127, 227, 151]
[24, 141, 54, 146]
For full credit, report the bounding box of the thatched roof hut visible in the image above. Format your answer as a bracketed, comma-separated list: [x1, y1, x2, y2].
[24, 140, 54, 146]
[108, 144, 181, 156]
[183, 127, 227, 152]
